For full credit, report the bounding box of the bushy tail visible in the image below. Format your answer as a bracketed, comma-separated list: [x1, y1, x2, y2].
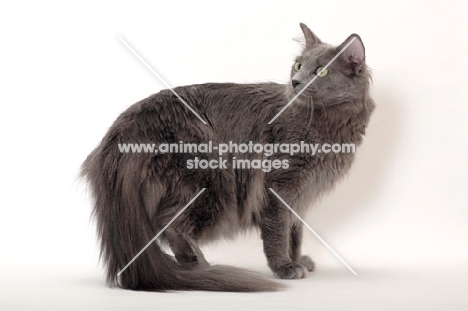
[80, 146, 281, 292]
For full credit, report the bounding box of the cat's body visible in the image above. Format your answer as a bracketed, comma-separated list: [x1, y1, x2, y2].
[81, 24, 374, 291]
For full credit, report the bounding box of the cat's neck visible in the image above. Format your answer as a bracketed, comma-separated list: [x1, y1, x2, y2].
[291, 98, 373, 145]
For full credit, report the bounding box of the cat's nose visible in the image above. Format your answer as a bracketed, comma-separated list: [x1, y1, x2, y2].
[291, 79, 301, 88]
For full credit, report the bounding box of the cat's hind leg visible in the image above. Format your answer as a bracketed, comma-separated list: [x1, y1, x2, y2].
[164, 228, 209, 269]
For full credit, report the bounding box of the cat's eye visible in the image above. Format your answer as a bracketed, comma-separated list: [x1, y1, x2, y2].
[294, 62, 302, 72]
[316, 67, 328, 77]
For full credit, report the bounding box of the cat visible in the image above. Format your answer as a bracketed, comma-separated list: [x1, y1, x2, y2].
[81, 23, 375, 292]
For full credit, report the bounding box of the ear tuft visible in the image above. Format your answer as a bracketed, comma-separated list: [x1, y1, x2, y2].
[299, 23, 321, 47]
[339, 34, 365, 71]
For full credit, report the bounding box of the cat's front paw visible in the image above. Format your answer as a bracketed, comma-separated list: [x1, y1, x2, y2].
[273, 263, 307, 279]
[299, 255, 315, 272]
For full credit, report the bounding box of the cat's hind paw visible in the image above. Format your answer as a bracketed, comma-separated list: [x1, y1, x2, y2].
[273, 263, 308, 279]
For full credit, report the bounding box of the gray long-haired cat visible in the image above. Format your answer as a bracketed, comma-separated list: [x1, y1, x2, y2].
[81, 23, 374, 292]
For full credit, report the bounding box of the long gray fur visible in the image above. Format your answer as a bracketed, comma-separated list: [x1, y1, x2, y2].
[81, 23, 375, 292]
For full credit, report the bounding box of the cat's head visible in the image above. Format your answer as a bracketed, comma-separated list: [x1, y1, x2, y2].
[287, 23, 371, 111]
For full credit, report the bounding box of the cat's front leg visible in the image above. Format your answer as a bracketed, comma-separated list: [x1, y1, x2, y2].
[290, 223, 315, 272]
[260, 194, 308, 279]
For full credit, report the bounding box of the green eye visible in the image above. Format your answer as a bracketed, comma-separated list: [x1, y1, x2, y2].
[294, 62, 302, 72]
[316, 66, 328, 77]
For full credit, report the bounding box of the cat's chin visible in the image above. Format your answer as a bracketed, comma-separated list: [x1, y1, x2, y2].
[290, 96, 313, 106]
[314, 99, 366, 114]
[284, 91, 363, 115]
[284, 87, 314, 106]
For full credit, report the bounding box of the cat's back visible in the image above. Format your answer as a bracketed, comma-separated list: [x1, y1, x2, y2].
[108, 82, 286, 143]
[161, 82, 285, 127]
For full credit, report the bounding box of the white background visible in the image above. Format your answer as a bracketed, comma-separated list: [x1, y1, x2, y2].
[1, 0, 467, 310]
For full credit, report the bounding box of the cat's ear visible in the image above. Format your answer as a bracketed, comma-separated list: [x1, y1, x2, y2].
[299, 23, 321, 47]
[338, 34, 365, 72]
